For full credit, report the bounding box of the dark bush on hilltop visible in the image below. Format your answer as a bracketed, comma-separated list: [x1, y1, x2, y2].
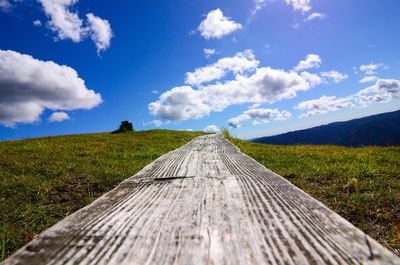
[113, 121, 134, 133]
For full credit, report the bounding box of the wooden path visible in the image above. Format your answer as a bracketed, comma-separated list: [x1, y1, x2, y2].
[3, 135, 399, 265]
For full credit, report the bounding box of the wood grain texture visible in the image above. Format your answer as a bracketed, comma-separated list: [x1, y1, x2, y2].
[3, 135, 399, 265]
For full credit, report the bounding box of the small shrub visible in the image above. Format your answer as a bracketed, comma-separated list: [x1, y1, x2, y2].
[220, 127, 231, 139]
[113, 121, 134, 133]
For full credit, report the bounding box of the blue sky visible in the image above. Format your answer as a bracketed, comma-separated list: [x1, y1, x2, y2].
[0, 0, 399, 140]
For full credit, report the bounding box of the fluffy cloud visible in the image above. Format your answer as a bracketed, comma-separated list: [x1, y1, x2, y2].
[37, 0, 113, 52]
[299, 70, 348, 86]
[203, 124, 220, 133]
[185, 50, 259, 86]
[0, 50, 102, 127]
[33, 20, 42, 26]
[293, 54, 321, 72]
[150, 68, 309, 122]
[203, 48, 216, 58]
[300, 71, 322, 87]
[357, 79, 400, 105]
[150, 51, 346, 122]
[360, 63, 384, 75]
[185, 66, 225, 87]
[202, 67, 309, 111]
[285, 0, 311, 13]
[228, 108, 292, 128]
[296, 79, 400, 117]
[305, 12, 326, 21]
[38, 0, 85, 42]
[48, 111, 70, 122]
[320, 71, 348, 83]
[148, 86, 211, 121]
[294, 55, 347, 85]
[295, 96, 354, 117]
[198, 9, 242, 39]
[86, 13, 113, 53]
[359, 75, 378, 84]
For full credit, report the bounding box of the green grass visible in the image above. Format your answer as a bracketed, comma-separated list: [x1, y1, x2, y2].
[0, 130, 204, 260]
[1, 130, 399, 259]
[229, 136, 400, 255]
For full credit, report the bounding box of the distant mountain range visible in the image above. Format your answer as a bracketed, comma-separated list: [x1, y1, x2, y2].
[252, 110, 400, 146]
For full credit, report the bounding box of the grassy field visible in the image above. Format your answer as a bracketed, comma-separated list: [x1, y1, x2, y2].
[1, 130, 399, 259]
[229, 136, 400, 255]
[0, 130, 204, 260]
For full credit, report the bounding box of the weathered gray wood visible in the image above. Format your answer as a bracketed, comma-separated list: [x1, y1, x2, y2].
[3, 135, 399, 265]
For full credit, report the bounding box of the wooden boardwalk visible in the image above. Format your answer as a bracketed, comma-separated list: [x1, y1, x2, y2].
[3, 135, 399, 265]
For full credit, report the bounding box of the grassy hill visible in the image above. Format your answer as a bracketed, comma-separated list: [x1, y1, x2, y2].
[0, 130, 204, 260]
[230, 137, 400, 255]
[1, 130, 399, 259]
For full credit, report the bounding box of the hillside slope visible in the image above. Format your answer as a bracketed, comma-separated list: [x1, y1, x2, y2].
[1, 129, 399, 259]
[230, 137, 400, 255]
[0, 130, 204, 260]
[253, 110, 400, 146]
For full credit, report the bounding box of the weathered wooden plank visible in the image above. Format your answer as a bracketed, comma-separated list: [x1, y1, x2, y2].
[2, 135, 399, 264]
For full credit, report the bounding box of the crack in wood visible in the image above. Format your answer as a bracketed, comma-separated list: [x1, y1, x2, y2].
[154, 176, 195, 181]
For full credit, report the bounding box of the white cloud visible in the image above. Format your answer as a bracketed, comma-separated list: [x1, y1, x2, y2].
[0, 50, 102, 127]
[360, 63, 384, 75]
[275, 110, 293, 120]
[216, 50, 259, 74]
[295, 95, 353, 117]
[252, 0, 267, 15]
[151, 90, 160, 94]
[203, 48, 216, 58]
[300, 71, 322, 87]
[228, 108, 291, 128]
[148, 86, 211, 121]
[0, 0, 11, 12]
[185, 66, 225, 87]
[150, 67, 309, 121]
[198, 9, 242, 39]
[202, 67, 310, 112]
[48, 111, 70, 122]
[293, 54, 321, 72]
[249, 103, 261, 109]
[86, 13, 113, 53]
[253, 0, 313, 15]
[305, 12, 326, 21]
[185, 49, 259, 86]
[285, 0, 311, 13]
[296, 79, 400, 117]
[149, 51, 345, 122]
[37, 0, 113, 52]
[33, 20, 42, 26]
[359, 75, 378, 84]
[357, 79, 400, 104]
[38, 0, 85, 42]
[203, 124, 220, 133]
[320, 71, 348, 83]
